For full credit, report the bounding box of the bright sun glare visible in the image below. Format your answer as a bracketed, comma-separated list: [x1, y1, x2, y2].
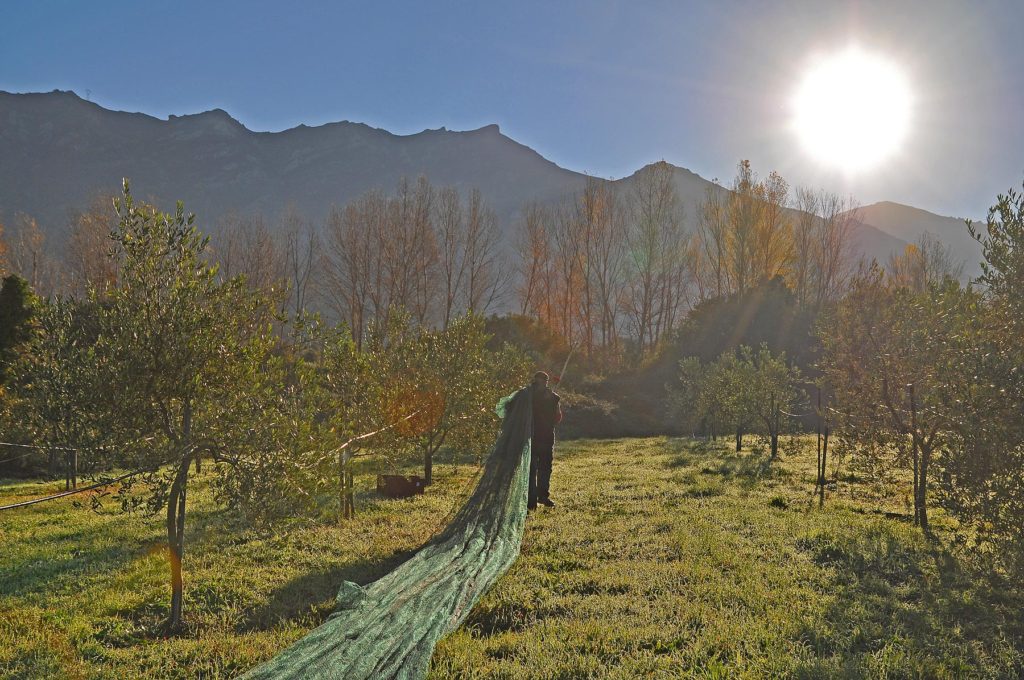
[791, 47, 912, 173]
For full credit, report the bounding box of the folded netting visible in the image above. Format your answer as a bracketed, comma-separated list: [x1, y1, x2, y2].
[242, 387, 533, 679]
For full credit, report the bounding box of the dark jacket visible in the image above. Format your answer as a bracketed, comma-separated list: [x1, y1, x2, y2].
[532, 385, 562, 439]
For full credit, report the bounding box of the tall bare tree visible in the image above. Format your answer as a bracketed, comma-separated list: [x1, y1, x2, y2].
[66, 195, 119, 298]
[8, 213, 54, 295]
[463, 188, 507, 318]
[408, 177, 438, 324]
[436, 186, 466, 329]
[515, 203, 556, 328]
[321, 195, 384, 345]
[581, 179, 627, 352]
[694, 184, 729, 300]
[887, 231, 964, 292]
[790, 188, 858, 309]
[214, 212, 283, 296]
[693, 161, 797, 301]
[279, 205, 320, 318]
[751, 170, 791, 285]
[623, 162, 688, 355]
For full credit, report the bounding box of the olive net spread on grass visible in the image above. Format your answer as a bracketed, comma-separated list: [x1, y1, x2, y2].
[242, 387, 533, 680]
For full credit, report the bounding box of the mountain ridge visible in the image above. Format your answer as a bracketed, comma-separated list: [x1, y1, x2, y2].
[847, 200, 983, 277]
[1, 89, 975, 272]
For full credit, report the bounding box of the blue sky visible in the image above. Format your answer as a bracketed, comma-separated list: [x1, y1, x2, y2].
[2, 0, 1022, 218]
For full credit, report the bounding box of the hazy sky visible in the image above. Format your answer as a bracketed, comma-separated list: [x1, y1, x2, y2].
[3, 0, 1022, 218]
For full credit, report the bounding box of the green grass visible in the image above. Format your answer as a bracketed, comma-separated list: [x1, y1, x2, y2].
[2, 438, 1022, 678]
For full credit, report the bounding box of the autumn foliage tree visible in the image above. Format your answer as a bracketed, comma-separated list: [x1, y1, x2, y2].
[693, 161, 792, 300]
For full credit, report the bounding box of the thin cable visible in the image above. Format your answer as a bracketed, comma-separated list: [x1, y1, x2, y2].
[0, 469, 144, 512]
[0, 440, 77, 451]
[0, 450, 36, 465]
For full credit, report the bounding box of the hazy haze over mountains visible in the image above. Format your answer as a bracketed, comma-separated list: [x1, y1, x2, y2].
[851, 201, 984, 277]
[0, 90, 982, 273]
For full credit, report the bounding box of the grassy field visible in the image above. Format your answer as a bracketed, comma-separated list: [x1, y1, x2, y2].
[2, 437, 1022, 679]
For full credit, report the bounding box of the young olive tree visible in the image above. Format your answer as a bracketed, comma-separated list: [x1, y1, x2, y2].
[399, 315, 529, 484]
[671, 345, 799, 456]
[739, 345, 801, 459]
[714, 352, 757, 452]
[315, 320, 396, 520]
[667, 357, 712, 438]
[17, 297, 104, 485]
[97, 181, 277, 630]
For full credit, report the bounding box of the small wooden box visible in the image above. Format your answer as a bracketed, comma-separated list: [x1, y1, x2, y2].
[376, 474, 426, 498]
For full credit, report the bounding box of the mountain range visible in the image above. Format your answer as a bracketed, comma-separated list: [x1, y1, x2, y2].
[0, 90, 982, 276]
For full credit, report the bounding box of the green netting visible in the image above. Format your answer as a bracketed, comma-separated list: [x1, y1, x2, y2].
[242, 387, 533, 679]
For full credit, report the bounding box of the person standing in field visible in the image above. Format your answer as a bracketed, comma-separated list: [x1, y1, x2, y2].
[529, 370, 562, 510]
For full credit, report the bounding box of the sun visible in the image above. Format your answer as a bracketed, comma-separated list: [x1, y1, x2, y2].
[791, 47, 912, 173]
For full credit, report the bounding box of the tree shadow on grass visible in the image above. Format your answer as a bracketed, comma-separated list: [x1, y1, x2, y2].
[709, 451, 773, 484]
[662, 437, 735, 469]
[237, 546, 420, 633]
[792, 525, 1024, 676]
[2, 506, 224, 597]
[661, 438, 776, 478]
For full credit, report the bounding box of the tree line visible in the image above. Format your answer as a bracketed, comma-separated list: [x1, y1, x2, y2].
[0, 159, 869, 366]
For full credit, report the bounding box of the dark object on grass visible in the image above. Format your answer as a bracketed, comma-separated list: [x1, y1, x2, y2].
[376, 474, 426, 498]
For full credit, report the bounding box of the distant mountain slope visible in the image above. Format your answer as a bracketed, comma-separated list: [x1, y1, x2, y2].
[2, 89, 912, 270]
[0, 90, 587, 234]
[848, 201, 983, 277]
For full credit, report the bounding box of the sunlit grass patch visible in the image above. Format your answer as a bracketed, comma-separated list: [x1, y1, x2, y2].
[2, 437, 1022, 678]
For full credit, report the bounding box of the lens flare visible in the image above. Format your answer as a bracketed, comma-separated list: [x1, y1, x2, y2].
[791, 47, 912, 173]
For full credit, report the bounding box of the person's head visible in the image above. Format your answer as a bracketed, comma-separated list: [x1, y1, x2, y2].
[532, 371, 549, 388]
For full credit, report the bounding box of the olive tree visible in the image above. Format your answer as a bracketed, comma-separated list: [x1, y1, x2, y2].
[739, 344, 800, 459]
[819, 265, 947, 533]
[401, 315, 529, 484]
[17, 297, 103, 485]
[96, 181, 277, 630]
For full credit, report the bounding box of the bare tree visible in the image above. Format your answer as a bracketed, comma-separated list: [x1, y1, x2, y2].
[887, 231, 963, 292]
[214, 212, 282, 296]
[463, 188, 507, 318]
[726, 161, 760, 295]
[623, 162, 687, 355]
[8, 213, 55, 295]
[581, 179, 627, 352]
[514, 202, 562, 334]
[790, 188, 818, 308]
[813, 192, 858, 307]
[436, 186, 466, 329]
[790, 189, 857, 309]
[752, 170, 791, 285]
[552, 204, 584, 347]
[408, 177, 438, 324]
[693, 162, 801, 302]
[279, 205, 320, 318]
[65, 195, 118, 298]
[321, 194, 385, 345]
[694, 184, 730, 300]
